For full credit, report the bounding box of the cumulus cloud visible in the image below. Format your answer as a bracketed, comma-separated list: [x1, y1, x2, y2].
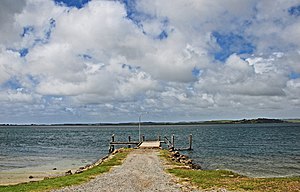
[0, 0, 26, 45]
[0, 48, 23, 84]
[0, 0, 299, 123]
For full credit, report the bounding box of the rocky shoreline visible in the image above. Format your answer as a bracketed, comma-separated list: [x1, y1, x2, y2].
[64, 148, 130, 176]
[33, 153, 113, 180]
[168, 149, 201, 170]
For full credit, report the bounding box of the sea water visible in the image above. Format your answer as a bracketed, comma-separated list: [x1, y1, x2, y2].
[0, 124, 299, 178]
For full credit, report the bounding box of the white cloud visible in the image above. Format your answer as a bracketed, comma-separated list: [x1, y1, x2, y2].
[0, 89, 39, 104]
[0, 0, 299, 123]
[0, 48, 22, 84]
[0, 0, 26, 45]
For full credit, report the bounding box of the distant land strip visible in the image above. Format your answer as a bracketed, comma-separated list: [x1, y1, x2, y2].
[1, 118, 300, 126]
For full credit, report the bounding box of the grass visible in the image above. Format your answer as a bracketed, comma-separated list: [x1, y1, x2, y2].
[160, 150, 300, 192]
[285, 119, 300, 123]
[0, 149, 131, 192]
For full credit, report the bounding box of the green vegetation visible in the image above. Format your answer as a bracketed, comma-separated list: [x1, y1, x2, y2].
[286, 119, 300, 123]
[0, 149, 131, 192]
[168, 169, 300, 192]
[2, 117, 300, 127]
[203, 118, 287, 124]
[160, 150, 300, 192]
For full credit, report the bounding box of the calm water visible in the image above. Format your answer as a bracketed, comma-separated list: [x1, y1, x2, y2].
[0, 124, 299, 178]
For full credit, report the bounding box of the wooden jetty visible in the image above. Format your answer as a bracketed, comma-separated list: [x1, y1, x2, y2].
[108, 134, 192, 153]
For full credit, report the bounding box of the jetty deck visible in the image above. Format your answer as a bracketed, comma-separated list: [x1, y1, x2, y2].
[139, 141, 161, 148]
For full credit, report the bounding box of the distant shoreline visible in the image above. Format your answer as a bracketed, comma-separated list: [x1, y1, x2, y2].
[1, 118, 299, 126]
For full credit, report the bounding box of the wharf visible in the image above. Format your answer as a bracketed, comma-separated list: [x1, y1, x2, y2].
[139, 141, 161, 148]
[108, 134, 192, 153]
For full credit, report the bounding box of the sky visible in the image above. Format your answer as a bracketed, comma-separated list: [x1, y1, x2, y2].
[0, 0, 300, 124]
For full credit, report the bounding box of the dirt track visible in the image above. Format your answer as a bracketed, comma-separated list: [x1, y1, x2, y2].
[52, 149, 198, 192]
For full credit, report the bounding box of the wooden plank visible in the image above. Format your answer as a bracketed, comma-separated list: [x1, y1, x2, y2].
[174, 148, 193, 151]
[110, 142, 140, 145]
[139, 141, 161, 148]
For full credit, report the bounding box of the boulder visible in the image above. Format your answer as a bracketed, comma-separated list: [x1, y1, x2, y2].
[65, 170, 72, 175]
[84, 164, 91, 169]
[185, 159, 193, 164]
[172, 151, 180, 157]
[75, 169, 84, 174]
[191, 164, 201, 170]
[180, 155, 188, 160]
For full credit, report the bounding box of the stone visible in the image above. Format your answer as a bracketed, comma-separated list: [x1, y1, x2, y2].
[191, 164, 201, 170]
[185, 159, 193, 164]
[172, 151, 180, 157]
[53, 168, 57, 170]
[65, 170, 72, 175]
[75, 170, 84, 174]
[29, 175, 34, 179]
[180, 155, 188, 160]
[84, 164, 91, 169]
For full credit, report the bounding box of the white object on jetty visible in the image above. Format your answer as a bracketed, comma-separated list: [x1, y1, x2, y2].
[139, 141, 161, 148]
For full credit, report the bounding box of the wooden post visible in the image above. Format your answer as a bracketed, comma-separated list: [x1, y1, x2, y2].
[111, 134, 115, 152]
[158, 135, 161, 141]
[172, 134, 175, 150]
[111, 134, 115, 142]
[142, 135, 145, 142]
[128, 135, 131, 148]
[189, 134, 192, 150]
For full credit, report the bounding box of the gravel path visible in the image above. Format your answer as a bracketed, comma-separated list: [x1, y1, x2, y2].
[53, 149, 194, 192]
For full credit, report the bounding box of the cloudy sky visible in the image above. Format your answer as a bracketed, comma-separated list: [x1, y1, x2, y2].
[0, 0, 300, 124]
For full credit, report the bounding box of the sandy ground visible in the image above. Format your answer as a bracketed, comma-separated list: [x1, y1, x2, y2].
[0, 159, 86, 185]
[52, 149, 199, 192]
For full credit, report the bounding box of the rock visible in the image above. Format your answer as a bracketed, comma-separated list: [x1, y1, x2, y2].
[53, 168, 57, 170]
[44, 177, 50, 180]
[65, 170, 72, 175]
[220, 188, 228, 192]
[172, 151, 180, 157]
[84, 164, 91, 169]
[79, 166, 85, 170]
[75, 169, 84, 174]
[180, 155, 188, 160]
[29, 175, 34, 179]
[185, 159, 193, 164]
[191, 164, 201, 170]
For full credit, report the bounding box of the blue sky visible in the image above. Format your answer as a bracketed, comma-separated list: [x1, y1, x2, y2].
[0, 0, 299, 124]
